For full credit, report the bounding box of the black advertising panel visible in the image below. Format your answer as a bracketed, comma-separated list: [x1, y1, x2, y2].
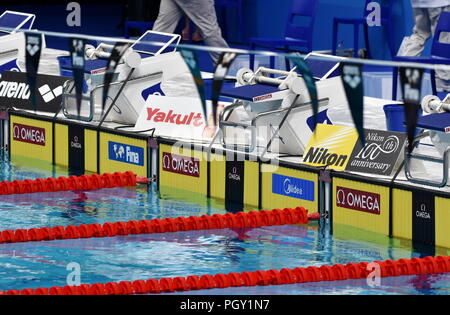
[0, 71, 70, 113]
[225, 159, 245, 213]
[68, 124, 85, 172]
[346, 129, 407, 176]
[412, 190, 435, 247]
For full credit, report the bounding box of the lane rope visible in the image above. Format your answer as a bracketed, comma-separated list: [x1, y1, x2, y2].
[5, 255, 449, 295]
[0, 172, 137, 195]
[0, 207, 310, 244]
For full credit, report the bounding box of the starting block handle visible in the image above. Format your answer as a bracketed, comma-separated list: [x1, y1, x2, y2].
[258, 67, 292, 77]
[404, 136, 450, 188]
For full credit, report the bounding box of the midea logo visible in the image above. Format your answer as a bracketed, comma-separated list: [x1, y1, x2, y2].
[283, 178, 302, 195]
[0, 81, 63, 103]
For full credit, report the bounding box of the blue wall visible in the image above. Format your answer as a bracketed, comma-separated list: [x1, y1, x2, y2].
[1, 1, 421, 59]
[0, 3, 124, 49]
[227, 0, 416, 60]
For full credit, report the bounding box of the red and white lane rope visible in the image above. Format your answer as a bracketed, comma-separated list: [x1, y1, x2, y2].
[4, 256, 449, 295]
[0, 207, 310, 244]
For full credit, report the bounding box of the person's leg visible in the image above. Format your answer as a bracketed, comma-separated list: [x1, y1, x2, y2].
[153, 0, 183, 34]
[432, 6, 450, 92]
[174, 0, 229, 63]
[397, 8, 431, 56]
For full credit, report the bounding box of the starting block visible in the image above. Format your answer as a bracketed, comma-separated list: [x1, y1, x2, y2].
[0, 11, 35, 35]
[0, 11, 36, 76]
[405, 93, 450, 187]
[60, 30, 189, 124]
[216, 53, 345, 155]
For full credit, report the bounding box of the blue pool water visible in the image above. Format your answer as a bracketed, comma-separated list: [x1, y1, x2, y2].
[0, 155, 449, 295]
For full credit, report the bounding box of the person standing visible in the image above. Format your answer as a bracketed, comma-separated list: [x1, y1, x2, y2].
[398, 0, 450, 91]
[153, 0, 229, 63]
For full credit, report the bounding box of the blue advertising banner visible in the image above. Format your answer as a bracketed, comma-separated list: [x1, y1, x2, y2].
[108, 141, 144, 166]
[272, 174, 315, 202]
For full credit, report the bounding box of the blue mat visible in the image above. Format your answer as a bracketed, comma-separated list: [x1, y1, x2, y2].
[417, 112, 450, 132]
[221, 84, 282, 101]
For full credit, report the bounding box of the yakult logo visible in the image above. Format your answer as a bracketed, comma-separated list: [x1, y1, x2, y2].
[147, 108, 204, 127]
[336, 186, 381, 215]
[162, 153, 200, 178]
[12, 123, 46, 146]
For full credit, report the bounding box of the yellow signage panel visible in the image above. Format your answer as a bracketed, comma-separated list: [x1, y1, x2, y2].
[333, 178, 390, 235]
[302, 124, 359, 170]
[261, 164, 318, 213]
[159, 143, 208, 195]
[99, 132, 147, 177]
[10, 115, 53, 163]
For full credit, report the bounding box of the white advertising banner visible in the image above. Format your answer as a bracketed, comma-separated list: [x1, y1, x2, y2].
[134, 95, 209, 140]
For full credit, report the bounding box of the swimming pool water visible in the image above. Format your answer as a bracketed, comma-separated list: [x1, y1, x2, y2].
[0, 154, 448, 295]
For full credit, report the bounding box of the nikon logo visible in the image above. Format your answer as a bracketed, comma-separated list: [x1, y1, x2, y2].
[303, 147, 348, 167]
[0, 81, 31, 99]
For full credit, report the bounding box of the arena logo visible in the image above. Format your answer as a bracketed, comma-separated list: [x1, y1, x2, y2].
[108, 141, 144, 166]
[162, 152, 200, 178]
[303, 147, 348, 168]
[366, 1, 381, 27]
[147, 108, 204, 127]
[272, 174, 314, 201]
[0, 81, 30, 100]
[12, 123, 46, 146]
[66, 2, 81, 27]
[0, 81, 63, 103]
[336, 186, 380, 215]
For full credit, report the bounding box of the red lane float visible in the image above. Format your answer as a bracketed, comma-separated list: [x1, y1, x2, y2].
[0, 207, 309, 245]
[4, 255, 450, 295]
[0, 172, 137, 196]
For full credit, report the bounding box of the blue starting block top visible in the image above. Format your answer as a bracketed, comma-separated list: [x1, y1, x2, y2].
[131, 31, 181, 57]
[0, 11, 35, 34]
[84, 59, 108, 74]
[221, 84, 284, 102]
[58, 57, 108, 75]
[417, 112, 450, 133]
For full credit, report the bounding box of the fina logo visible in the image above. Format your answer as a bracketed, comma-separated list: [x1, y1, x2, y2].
[108, 141, 144, 166]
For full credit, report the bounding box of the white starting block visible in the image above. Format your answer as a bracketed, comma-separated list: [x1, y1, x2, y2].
[217, 53, 346, 155]
[0, 11, 36, 76]
[61, 31, 196, 124]
[405, 93, 450, 187]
